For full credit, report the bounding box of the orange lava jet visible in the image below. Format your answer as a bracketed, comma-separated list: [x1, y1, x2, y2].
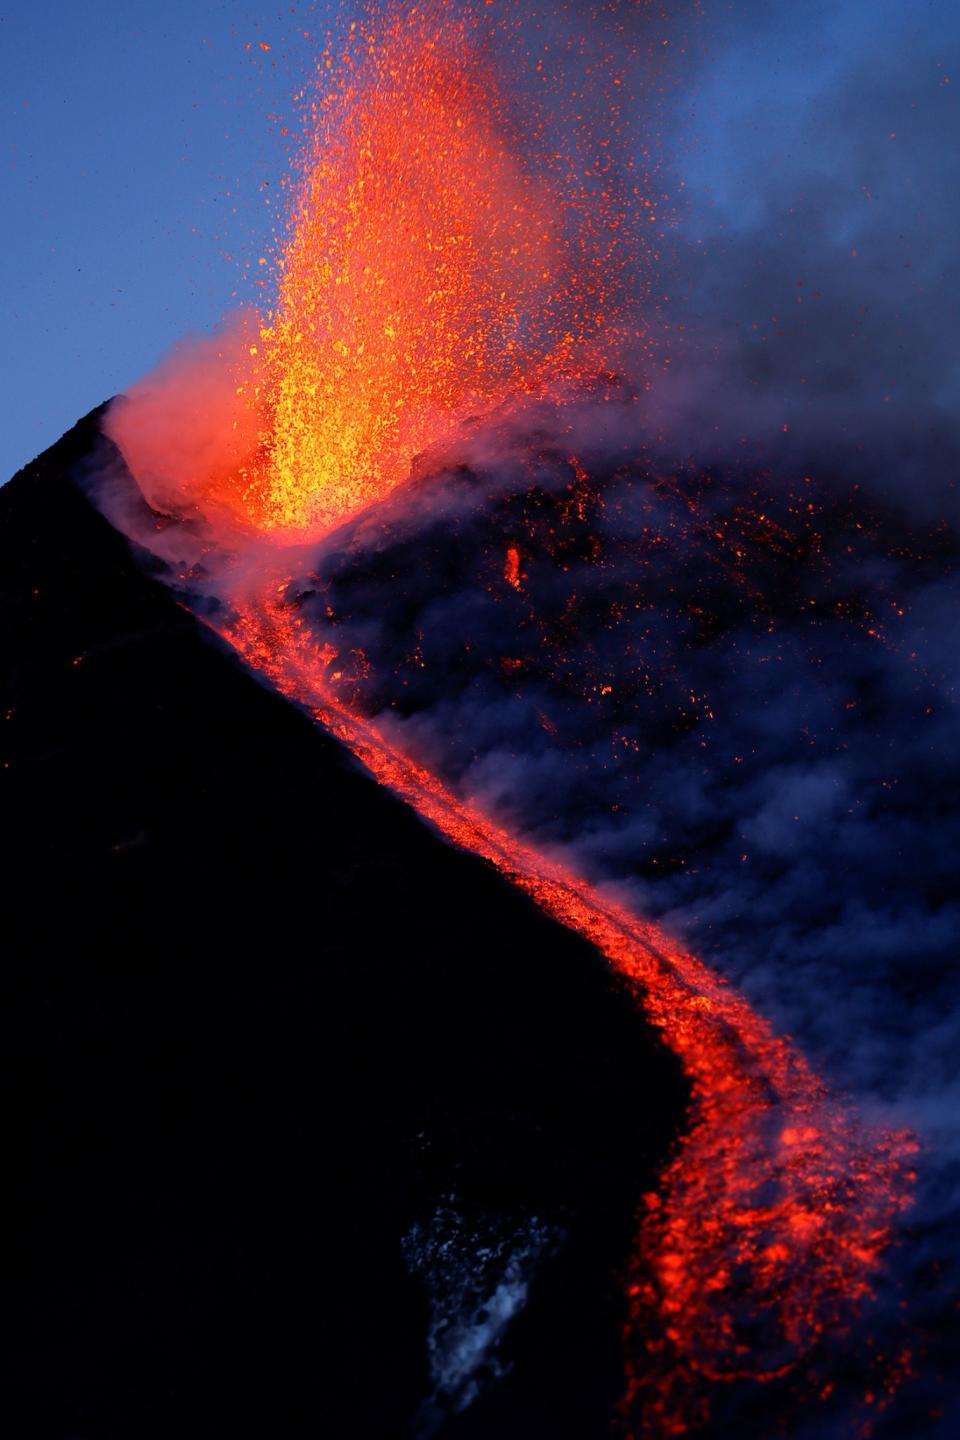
[218, 2, 625, 542]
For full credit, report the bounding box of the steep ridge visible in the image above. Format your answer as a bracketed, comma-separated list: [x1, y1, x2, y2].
[0, 409, 687, 1439]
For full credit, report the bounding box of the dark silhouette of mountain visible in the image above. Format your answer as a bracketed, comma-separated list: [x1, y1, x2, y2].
[0, 408, 687, 1440]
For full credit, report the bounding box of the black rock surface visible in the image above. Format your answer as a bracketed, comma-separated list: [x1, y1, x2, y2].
[0, 408, 687, 1440]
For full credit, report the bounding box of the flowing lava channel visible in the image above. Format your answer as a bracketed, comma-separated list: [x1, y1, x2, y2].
[218, 596, 915, 1437]
[108, 4, 918, 1433]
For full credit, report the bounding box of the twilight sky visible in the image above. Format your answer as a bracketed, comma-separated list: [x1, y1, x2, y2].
[2, 0, 957, 485]
[1, 0, 327, 483]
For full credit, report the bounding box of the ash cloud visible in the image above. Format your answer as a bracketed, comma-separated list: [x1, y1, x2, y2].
[497, 1, 960, 517]
[642, 0, 960, 522]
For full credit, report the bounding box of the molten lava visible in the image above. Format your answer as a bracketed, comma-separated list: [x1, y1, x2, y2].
[215, 593, 915, 1438]
[108, 2, 918, 1433]
[220, 4, 622, 542]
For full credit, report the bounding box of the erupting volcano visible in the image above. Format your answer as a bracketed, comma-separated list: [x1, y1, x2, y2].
[6, 1, 958, 1437]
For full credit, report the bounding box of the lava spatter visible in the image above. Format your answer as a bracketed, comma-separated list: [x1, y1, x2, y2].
[220, 2, 636, 542]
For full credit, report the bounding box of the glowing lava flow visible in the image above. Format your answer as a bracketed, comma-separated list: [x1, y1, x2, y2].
[214, 592, 916, 1437]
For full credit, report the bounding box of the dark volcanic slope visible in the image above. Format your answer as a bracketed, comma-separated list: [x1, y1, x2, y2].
[0, 409, 687, 1440]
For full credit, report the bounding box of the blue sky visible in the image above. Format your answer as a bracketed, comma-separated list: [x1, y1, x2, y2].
[671, 0, 954, 228]
[1, 1, 332, 481]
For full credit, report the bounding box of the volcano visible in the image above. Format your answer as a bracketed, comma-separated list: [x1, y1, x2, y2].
[0, 408, 687, 1439]
[5, 1, 957, 1431]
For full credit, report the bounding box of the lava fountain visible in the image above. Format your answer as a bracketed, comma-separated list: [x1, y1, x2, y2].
[111, 2, 632, 545]
[105, 3, 918, 1434]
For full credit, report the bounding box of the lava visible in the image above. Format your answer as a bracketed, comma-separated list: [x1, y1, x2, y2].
[105, 2, 919, 1432]
[215, 592, 916, 1436]
[107, 0, 641, 541]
